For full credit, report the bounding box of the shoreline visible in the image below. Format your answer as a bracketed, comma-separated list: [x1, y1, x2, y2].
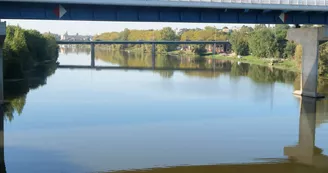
[205, 54, 299, 72]
[99, 47, 300, 72]
[168, 50, 299, 72]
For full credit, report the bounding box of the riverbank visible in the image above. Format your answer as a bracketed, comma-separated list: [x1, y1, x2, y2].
[99, 46, 299, 72]
[205, 55, 299, 72]
[168, 50, 299, 72]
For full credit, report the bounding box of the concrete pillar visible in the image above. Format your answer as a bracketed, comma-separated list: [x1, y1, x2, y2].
[152, 43, 156, 69]
[90, 43, 95, 68]
[287, 27, 328, 98]
[212, 43, 216, 55]
[0, 22, 6, 104]
[151, 43, 155, 57]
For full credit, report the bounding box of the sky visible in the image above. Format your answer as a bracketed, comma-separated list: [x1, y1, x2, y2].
[4, 19, 250, 36]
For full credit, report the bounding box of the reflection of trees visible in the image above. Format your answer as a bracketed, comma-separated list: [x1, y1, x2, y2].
[94, 50, 302, 82]
[60, 46, 91, 55]
[3, 62, 57, 121]
[316, 99, 328, 126]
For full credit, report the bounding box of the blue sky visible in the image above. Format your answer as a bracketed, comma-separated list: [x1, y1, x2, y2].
[4, 19, 250, 35]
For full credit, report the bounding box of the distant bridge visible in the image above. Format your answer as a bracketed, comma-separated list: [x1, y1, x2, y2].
[56, 41, 230, 45]
[57, 40, 231, 68]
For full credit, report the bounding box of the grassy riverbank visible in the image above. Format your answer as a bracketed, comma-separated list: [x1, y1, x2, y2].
[168, 50, 299, 72]
[203, 54, 299, 72]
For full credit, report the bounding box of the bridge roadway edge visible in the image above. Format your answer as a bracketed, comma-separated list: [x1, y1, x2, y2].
[0, 1, 328, 24]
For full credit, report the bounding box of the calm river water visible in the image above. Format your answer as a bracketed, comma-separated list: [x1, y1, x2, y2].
[2, 48, 328, 173]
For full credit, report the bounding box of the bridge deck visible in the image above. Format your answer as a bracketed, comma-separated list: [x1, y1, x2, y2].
[2, 0, 328, 11]
[56, 41, 230, 44]
[1, 0, 328, 24]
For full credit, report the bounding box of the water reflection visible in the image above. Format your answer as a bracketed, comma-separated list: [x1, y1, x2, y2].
[0, 106, 5, 173]
[3, 61, 57, 120]
[66, 49, 298, 84]
[2, 49, 328, 173]
[100, 97, 328, 173]
[284, 97, 328, 169]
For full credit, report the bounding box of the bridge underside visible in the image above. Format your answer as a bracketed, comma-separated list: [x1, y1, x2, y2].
[0, 2, 328, 24]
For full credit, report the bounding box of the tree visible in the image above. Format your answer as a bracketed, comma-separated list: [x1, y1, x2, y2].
[230, 30, 249, 56]
[283, 41, 296, 58]
[319, 42, 328, 76]
[294, 44, 302, 67]
[274, 24, 290, 58]
[120, 28, 130, 41]
[157, 27, 177, 53]
[248, 28, 277, 58]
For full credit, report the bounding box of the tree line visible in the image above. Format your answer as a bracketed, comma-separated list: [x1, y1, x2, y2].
[230, 24, 328, 77]
[94, 25, 328, 76]
[93, 27, 229, 54]
[2, 25, 59, 120]
[3, 25, 59, 78]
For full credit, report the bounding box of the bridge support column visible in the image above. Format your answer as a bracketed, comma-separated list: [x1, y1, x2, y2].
[212, 43, 216, 55]
[0, 22, 6, 104]
[152, 43, 156, 57]
[90, 43, 95, 67]
[152, 43, 155, 69]
[287, 27, 328, 98]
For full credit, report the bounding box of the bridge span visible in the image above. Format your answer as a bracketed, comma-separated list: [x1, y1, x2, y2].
[57, 40, 231, 68]
[1, 0, 328, 24]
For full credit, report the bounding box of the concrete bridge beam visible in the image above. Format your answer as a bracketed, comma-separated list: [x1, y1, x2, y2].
[90, 43, 95, 67]
[0, 22, 6, 104]
[287, 27, 328, 98]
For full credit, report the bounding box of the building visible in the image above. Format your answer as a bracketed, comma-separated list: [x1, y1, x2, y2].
[61, 32, 92, 41]
[222, 26, 232, 33]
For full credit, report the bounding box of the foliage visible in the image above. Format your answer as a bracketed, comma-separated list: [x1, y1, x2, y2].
[248, 28, 277, 58]
[230, 29, 249, 56]
[294, 44, 302, 68]
[157, 27, 177, 53]
[319, 42, 328, 76]
[2, 25, 59, 120]
[3, 26, 59, 74]
[283, 41, 296, 58]
[94, 26, 229, 54]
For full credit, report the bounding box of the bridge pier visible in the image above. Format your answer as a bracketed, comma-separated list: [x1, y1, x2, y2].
[0, 22, 6, 104]
[90, 43, 95, 67]
[152, 43, 156, 69]
[287, 27, 328, 98]
[151, 43, 156, 57]
[212, 43, 216, 55]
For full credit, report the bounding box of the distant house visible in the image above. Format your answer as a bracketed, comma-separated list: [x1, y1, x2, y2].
[61, 32, 92, 41]
[206, 43, 232, 54]
[222, 27, 231, 33]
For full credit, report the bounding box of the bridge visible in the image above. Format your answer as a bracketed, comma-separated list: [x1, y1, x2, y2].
[1, 0, 328, 24]
[57, 40, 231, 68]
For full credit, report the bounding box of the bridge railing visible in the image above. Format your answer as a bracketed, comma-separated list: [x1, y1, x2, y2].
[157, 0, 328, 6]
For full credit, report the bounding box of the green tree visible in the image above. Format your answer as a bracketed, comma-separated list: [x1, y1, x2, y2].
[248, 28, 277, 58]
[230, 30, 249, 56]
[157, 27, 177, 53]
[319, 42, 328, 76]
[120, 28, 130, 41]
[283, 41, 296, 58]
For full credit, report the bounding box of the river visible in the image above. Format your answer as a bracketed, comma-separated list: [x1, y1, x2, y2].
[2, 48, 328, 173]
